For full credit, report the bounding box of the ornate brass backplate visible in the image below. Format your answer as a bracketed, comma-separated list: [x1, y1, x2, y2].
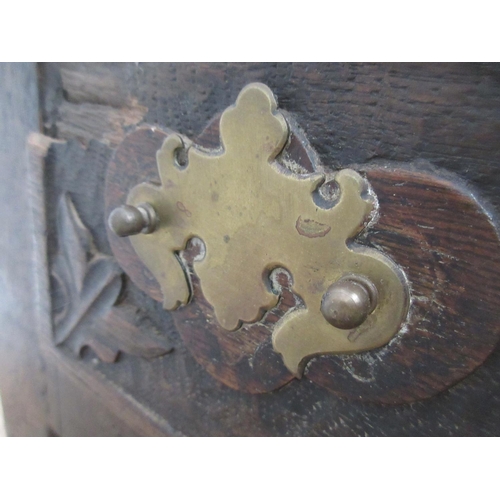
[108, 83, 409, 377]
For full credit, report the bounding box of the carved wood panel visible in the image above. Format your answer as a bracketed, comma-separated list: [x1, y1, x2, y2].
[32, 62, 500, 436]
[52, 193, 172, 362]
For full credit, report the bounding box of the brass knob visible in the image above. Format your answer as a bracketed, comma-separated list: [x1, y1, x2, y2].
[108, 203, 158, 237]
[321, 275, 378, 330]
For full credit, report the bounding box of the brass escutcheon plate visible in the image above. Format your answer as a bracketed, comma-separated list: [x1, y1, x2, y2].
[110, 83, 410, 377]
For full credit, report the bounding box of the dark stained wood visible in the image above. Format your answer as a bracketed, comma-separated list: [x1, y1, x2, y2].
[0, 64, 182, 437]
[39, 62, 147, 147]
[106, 121, 500, 404]
[44, 63, 500, 212]
[46, 132, 500, 435]
[308, 165, 500, 403]
[106, 127, 295, 393]
[105, 128, 166, 302]
[43, 346, 180, 436]
[51, 192, 172, 363]
[3, 62, 499, 435]
[178, 241, 295, 393]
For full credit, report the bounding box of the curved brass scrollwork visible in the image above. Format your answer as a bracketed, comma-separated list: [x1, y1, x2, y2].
[109, 83, 409, 377]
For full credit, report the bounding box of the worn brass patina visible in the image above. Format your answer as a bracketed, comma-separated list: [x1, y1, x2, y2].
[109, 203, 158, 237]
[109, 83, 409, 376]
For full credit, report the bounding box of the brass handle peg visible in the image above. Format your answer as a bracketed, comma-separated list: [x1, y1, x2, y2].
[108, 203, 158, 237]
[320, 275, 379, 330]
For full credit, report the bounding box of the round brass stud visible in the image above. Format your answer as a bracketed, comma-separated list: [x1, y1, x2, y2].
[321, 275, 378, 330]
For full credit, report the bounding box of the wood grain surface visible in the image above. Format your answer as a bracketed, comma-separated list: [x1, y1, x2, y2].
[35, 63, 500, 435]
[309, 165, 500, 403]
[106, 121, 500, 404]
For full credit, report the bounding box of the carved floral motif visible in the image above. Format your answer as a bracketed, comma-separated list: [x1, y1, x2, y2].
[52, 193, 172, 362]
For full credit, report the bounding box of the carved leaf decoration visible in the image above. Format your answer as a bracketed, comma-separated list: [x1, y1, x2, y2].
[53, 194, 121, 345]
[56, 192, 94, 296]
[52, 193, 172, 361]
